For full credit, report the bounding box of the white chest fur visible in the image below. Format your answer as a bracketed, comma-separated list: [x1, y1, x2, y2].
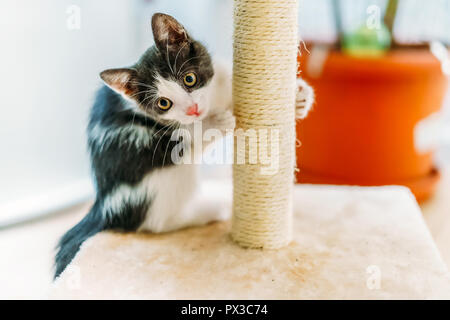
[138, 164, 199, 233]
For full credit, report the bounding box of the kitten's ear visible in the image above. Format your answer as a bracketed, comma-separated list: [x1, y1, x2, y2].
[100, 68, 137, 97]
[152, 13, 190, 51]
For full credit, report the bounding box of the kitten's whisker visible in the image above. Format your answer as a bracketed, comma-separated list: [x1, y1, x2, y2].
[148, 112, 165, 132]
[128, 81, 154, 89]
[177, 54, 207, 78]
[173, 41, 188, 75]
[166, 41, 175, 75]
[162, 123, 179, 166]
[152, 119, 175, 139]
[127, 88, 153, 100]
[152, 122, 176, 166]
[150, 128, 168, 165]
[129, 111, 138, 136]
[140, 93, 156, 106]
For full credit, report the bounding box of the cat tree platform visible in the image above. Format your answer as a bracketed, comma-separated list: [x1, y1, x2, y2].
[50, 184, 450, 299]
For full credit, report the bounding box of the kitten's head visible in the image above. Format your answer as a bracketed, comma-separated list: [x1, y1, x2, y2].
[100, 13, 214, 125]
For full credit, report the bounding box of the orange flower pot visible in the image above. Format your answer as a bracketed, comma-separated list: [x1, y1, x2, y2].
[296, 48, 448, 202]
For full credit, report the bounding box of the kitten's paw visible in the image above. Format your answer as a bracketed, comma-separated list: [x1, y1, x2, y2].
[216, 206, 232, 222]
[208, 110, 236, 132]
[296, 78, 315, 119]
[200, 209, 230, 225]
[192, 182, 232, 224]
[192, 202, 231, 226]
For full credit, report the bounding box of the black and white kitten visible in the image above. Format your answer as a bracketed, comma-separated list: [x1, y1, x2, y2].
[54, 13, 314, 278]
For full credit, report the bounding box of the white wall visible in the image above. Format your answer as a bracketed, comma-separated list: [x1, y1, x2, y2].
[0, 0, 235, 225]
[0, 0, 141, 224]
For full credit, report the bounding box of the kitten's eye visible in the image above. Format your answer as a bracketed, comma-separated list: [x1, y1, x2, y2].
[183, 72, 197, 87]
[157, 97, 173, 111]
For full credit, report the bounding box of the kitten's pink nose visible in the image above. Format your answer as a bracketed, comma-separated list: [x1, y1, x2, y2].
[186, 103, 200, 116]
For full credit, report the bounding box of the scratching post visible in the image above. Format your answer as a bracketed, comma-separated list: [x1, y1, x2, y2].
[231, 0, 299, 248]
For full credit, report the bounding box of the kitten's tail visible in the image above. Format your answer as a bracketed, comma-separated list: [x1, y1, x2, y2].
[54, 201, 104, 279]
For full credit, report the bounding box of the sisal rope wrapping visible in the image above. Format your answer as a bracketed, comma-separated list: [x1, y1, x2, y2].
[231, 0, 298, 248]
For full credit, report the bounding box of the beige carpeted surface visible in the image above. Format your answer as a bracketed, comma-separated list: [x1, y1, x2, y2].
[50, 184, 450, 299]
